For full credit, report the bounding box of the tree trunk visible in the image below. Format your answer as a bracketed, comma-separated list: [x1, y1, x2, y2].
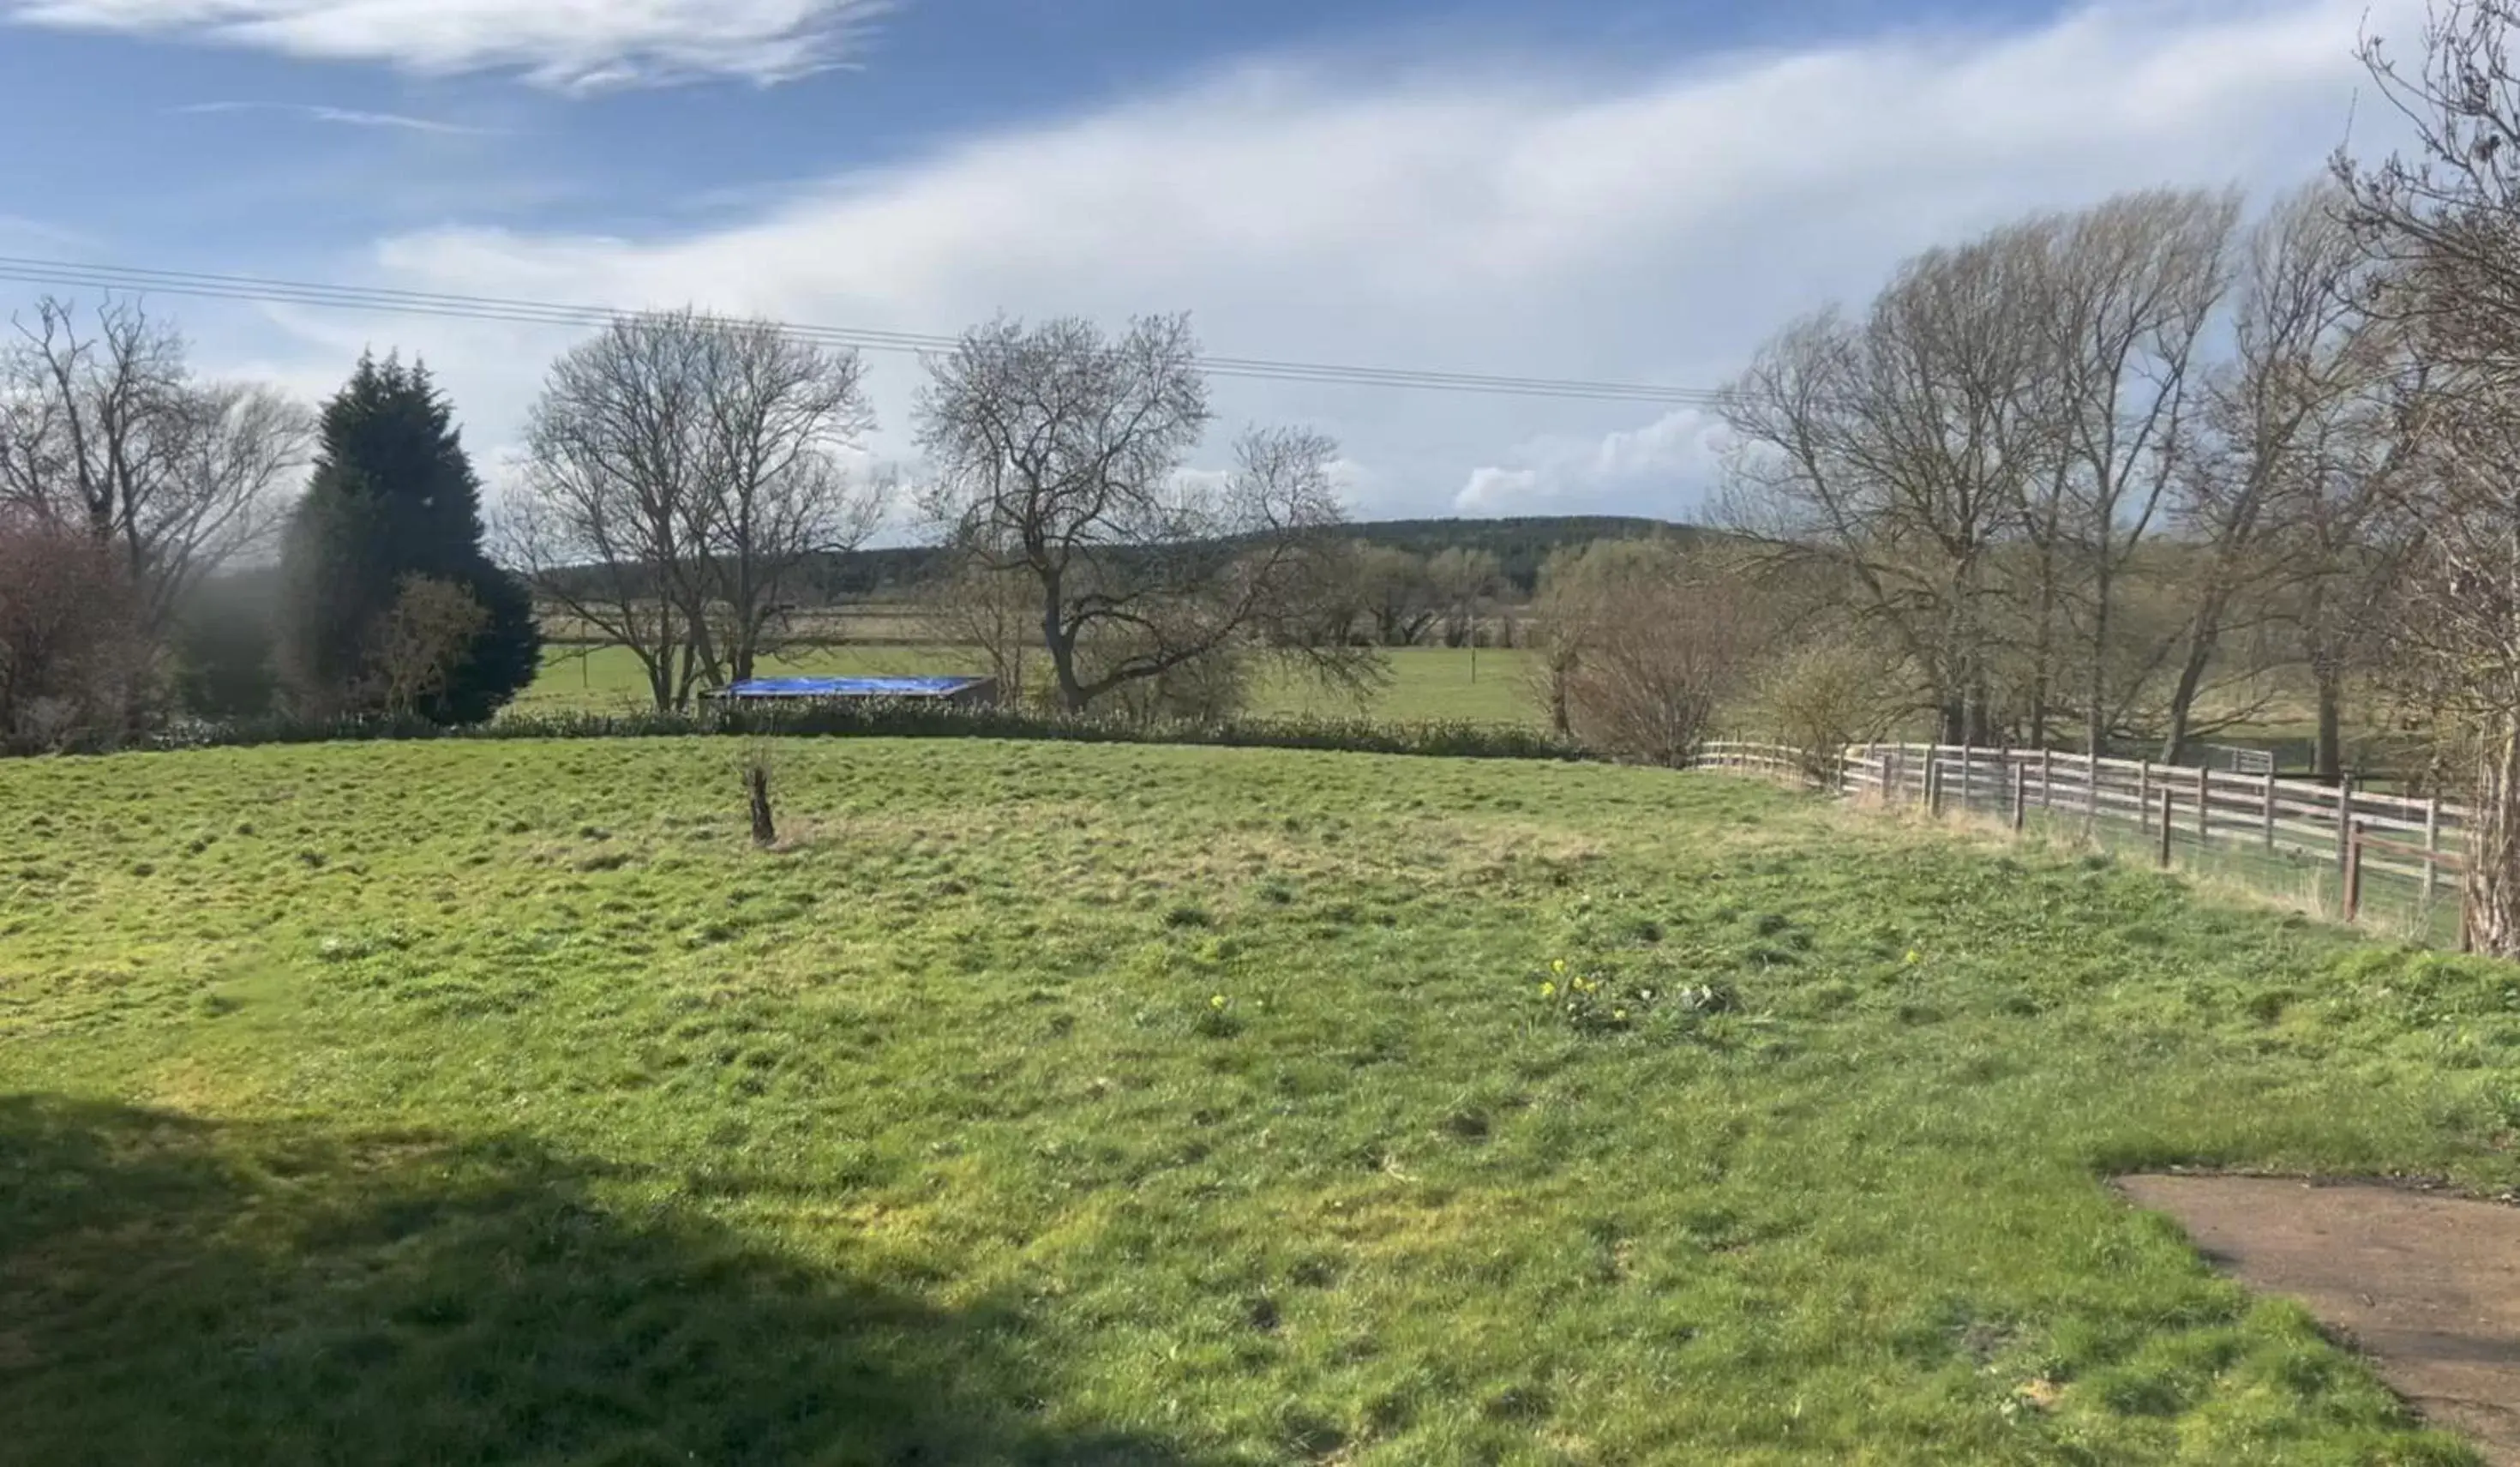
[1041, 572, 1091, 713]
[2086, 580, 2111, 761]
[2466, 715, 2520, 957]
[2027, 541, 2059, 749]
[2157, 630, 2215, 767]
[2313, 664, 2344, 786]
[1965, 679, 1996, 747]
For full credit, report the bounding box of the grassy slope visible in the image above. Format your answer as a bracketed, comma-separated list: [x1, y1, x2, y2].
[518, 644, 1542, 725]
[4, 741, 2515, 1465]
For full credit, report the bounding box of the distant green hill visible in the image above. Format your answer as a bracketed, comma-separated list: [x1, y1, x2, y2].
[805, 515, 1701, 598]
[525, 514, 1706, 603]
[1337, 516, 1703, 592]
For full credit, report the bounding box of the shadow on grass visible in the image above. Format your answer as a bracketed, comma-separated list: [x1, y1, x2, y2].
[0, 1095, 1209, 1467]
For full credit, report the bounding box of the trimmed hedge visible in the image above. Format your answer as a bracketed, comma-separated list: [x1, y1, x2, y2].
[133, 701, 1589, 763]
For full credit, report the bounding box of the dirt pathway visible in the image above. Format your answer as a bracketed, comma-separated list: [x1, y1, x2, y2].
[2119, 1175, 2520, 1464]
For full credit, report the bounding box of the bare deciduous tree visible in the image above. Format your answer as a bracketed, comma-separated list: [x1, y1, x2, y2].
[2342, 0, 2520, 952]
[2042, 189, 2240, 757]
[1724, 191, 2241, 755]
[1426, 547, 1503, 648]
[1721, 224, 2056, 744]
[2158, 184, 2398, 766]
[693, 317, 885, 684]
[1353, 544, 1442, 647]
[0, 297, 311, 633]
[1526, 544, 1598, 738]
[511, 316, 713, 711]
[509, 310, 885, 711]
[915, 314, 1377, 713]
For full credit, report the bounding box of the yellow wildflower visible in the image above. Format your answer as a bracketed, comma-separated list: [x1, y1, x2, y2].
[1551, 959, 1569, 976]
[1210, 995, 1227, 1010]
[1540, 982, 1557, 998]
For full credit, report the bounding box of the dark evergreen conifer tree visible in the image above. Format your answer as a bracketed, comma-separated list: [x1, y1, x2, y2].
[279, 355, 538, 723]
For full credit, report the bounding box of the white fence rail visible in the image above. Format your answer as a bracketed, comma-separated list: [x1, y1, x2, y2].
[1690, 740, 2467, 930]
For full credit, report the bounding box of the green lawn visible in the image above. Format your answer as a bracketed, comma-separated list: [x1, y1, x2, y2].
[518, 643, 1542, 725]
[4, 740, 2513, 1464]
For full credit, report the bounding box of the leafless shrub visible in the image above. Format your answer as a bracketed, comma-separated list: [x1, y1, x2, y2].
[0, 510, 153, 753]
[1752, 634, 1909, 782]
[1545, 541, 1766, 766]
[368, 576, 491, 719]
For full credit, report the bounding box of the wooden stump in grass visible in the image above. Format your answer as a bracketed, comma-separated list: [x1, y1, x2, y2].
[747, 754, 777, 848]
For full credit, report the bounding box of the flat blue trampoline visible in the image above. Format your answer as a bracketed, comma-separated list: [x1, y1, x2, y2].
[713, 676, 998, 704]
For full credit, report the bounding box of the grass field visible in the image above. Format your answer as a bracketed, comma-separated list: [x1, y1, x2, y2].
[518, 643, 1543, 726]
[5, 740, 2517, 1464]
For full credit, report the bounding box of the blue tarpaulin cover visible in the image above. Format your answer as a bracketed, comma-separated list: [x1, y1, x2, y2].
[717, 676, 987, 700]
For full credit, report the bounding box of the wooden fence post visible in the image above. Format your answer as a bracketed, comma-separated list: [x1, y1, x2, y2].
[2343, 821, 2365, 924]
[2086, 753, 2099, 824]
[1961, 744, 1976, 816]
[2262, 773, 2277, 850]
[2333, 778, 2355, 876]
[2158, 790, 2175, 868]
[2425, 797, 2443, 902]
[1928, 759, 1944, 819]
[2196, 766, 2211, 844]
[2042, 749, 2054, 809]
[2138, 761, 2153, 834]
[2013, 763, 2028, 835]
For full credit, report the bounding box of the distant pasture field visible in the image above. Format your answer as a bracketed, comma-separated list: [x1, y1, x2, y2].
[518, 641, 1543, 726]
[3, 739, 2511, 1463]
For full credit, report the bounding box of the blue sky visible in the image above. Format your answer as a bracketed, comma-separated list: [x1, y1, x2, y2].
[0, 0, 2412, 520]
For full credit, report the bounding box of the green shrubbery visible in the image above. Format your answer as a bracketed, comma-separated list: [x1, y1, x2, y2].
[143, 701, 1587, 762]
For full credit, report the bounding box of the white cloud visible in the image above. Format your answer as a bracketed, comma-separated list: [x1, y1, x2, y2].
[173, 99, 495, 134]
[6, 0, 891, 91]
[1455, 410, 1730, 518]
[219, 0, 2414, 520]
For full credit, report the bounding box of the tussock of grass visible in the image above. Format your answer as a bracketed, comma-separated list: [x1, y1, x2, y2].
[1, 740, 2510, 1464]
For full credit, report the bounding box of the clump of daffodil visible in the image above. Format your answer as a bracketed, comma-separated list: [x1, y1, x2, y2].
[1539, 981, 1557, 998]
[1905, 949, 1923, 965]
[1210, 994, 1228, 1010]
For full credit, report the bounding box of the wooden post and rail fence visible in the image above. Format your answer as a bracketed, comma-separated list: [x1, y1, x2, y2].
[1691, 740, 2467, 941]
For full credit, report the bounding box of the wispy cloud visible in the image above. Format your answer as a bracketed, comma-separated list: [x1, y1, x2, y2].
[225, 1, 2416, 518]
[8, 0, 893, 93]
[173, 99, 495, 135]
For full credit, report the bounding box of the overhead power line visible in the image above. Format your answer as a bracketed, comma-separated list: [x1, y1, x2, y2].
[0, 255, 1731, 408]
